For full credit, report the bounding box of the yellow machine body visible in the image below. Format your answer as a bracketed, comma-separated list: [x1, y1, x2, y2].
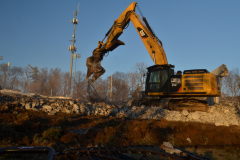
[86, 2, 228, 111]
[147, 73, 220, 97]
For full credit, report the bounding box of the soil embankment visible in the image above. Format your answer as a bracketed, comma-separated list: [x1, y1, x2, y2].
[0, 90, 240, 159]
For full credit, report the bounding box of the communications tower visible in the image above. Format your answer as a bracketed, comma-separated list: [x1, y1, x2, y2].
[68, 4, 79, 97]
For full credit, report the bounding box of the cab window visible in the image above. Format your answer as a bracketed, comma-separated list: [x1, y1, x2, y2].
[149, 71, 160, 91]
[148, 70, 168, 92]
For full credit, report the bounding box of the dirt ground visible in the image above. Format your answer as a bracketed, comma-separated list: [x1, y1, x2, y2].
[0, 107, 240, 160]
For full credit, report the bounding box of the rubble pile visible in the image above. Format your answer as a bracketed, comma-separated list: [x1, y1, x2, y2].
[1, 89, 240, 126]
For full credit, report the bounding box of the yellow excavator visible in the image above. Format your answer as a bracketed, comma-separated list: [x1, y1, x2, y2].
[86, 2, 228, 111]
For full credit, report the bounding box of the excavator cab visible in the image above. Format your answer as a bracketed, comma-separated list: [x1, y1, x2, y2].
[145, 64, 221, 99]
[142, 64, 222, 111]
[145, 64, 175, 94]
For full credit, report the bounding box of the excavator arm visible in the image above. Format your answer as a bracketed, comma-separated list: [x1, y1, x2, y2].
[86, 2, 167, 82]
[129, 12, 167, 65]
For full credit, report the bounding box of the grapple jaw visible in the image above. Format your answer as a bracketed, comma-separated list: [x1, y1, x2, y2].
[86, 39, 125, 82]
[86, 56, 105, 83]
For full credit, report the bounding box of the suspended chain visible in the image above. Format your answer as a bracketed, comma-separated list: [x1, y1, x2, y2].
[87, 80, 102, 102]
[87, 80, 113, 104]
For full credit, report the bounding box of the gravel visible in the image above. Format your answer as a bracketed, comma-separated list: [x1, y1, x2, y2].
[1, 89, 239, 126]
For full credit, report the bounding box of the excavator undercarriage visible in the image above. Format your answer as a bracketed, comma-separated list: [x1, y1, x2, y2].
[168, 98, 209, 112]
[135, 97, 209, 112]
[132, 90, 209, 112]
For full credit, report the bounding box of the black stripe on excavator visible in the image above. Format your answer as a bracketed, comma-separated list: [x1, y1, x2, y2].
[163, 92, 207, 94]
[137, 27, 148, 39]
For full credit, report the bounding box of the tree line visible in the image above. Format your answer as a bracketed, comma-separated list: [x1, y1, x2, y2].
[0, 62, 239, 102]
[0, 62, 148, 102]
[221, 68, 240, 100]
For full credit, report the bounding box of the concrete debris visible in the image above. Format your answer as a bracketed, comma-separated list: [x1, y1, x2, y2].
[190, 112, 200, 120]
[48, 110, 57, 115]
[186, 138, 192, 143]
[31, 108, 39, 112]
[182, 110, 189, 116]
[0, 89, 240, 127]
[161, 142, 182, 154]
[25, 103, 31, 110]
[42, 105, 52, 112]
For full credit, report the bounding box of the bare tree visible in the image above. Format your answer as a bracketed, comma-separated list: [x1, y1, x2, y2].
[28, 67, 49, 94]
[19, 66, 31, 93]
[73, 71, 88, 100]
[60, 72, 70, 97]
[46, 68, 62, 96]
[132, 62, 148, 91]
[111, 72, 129, 102]
[237, 75, 240, 90]
[39, 68, 49, 94]
[127, 71, 140, 96]
[8, 66, 23, 90]
[0, 63, 9, 88]
[221, 68, 240, 100]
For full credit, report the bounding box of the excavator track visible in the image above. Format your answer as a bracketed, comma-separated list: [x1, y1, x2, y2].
[167, 98, 209, 112]
[137, 97, 209, 112]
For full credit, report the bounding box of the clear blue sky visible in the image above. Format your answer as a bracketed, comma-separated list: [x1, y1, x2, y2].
[0, 0, 239, 79]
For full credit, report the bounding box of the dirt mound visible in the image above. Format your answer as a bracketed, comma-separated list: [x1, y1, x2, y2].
[0, 108, 240, 159]
[0, 92, 240, 159]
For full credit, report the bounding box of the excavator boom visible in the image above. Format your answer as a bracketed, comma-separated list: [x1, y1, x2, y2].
[128, 12, 167, 65]
[86, 2, 167, 82]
